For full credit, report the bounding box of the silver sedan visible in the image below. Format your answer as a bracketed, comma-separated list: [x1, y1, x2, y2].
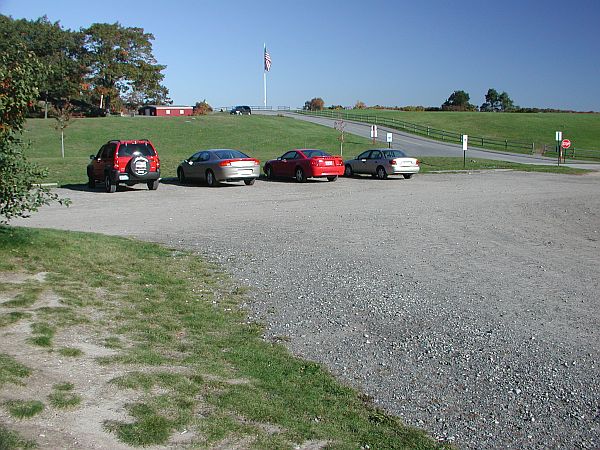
[177, 149, 260, 187]
[344, 149, 420, 179]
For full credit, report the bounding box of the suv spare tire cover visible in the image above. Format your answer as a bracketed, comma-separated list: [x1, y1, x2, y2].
[128, 156, 150, 176]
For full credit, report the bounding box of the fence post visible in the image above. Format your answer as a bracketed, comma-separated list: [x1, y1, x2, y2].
[427, 126, 430, 136]
[481, 137, 484, 147]
[505, 139, 508, 150]
[531, 143, 535, 154]
[442, 131, 445, 141]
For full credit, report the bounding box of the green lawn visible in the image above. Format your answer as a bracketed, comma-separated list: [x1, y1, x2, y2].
[303, 109, 600, 153]
[0, 226, 447, 449]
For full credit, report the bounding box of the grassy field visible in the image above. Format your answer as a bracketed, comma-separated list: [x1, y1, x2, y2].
[308, 109, 600, 152]
[22, 114, 587, 185]
[0, 226, 447, 449]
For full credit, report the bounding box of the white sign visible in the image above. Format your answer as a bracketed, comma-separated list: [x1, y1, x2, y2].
[370, 125, 378, 138]
[462, 134, 468, 151]
[555, 131, 562, 141]
[386, 132, 393, 143]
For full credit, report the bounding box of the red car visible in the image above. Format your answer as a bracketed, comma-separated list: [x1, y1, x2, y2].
[264, 149, 344, 182]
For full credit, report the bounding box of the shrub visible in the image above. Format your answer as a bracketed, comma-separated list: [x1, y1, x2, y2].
[192, 100, 212, 116]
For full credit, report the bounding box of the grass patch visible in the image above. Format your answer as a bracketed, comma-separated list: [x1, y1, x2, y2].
[0, 311, 29, 328]
[0, 354, 31, 387]
[48, 383, 81, 409]
[419, 157, 589, 174]
[0, 424, 37, 449]
[58, 347, 83, 357]
[28, 322, 55, 347]
[2, 285, 43, 308]
[4, 400, 45, 418]
[0, 225, 446, 448]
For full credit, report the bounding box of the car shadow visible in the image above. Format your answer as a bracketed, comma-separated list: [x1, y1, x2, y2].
[161, 177, 255, 188]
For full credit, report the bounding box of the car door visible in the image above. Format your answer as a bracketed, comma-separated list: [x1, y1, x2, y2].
[367, 150, 383, 174]
[353, 150, 371, 174]
[92, 145, 109, 180]
[272, 151, 297, 178]
[188, 151, 210, 179]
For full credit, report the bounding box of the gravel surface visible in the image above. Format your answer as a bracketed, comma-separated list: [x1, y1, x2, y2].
[13, 171, 600, 449]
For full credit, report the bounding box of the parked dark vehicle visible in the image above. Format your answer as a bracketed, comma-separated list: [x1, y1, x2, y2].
[87, 139, 160, 193]
[230, 105, 252, 115]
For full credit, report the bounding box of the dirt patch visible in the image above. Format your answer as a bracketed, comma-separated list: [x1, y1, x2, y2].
[0, 271, 49, 284]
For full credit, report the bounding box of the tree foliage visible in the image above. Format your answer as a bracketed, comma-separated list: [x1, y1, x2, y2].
[0, 50, 69, 223]
[303, 97, 325, 111]
[442, 90, 476, 111]
[0, 15, 170, 115]
[192, 100, 213, 115]
[354, 100, 367, 109]
[481, 88, 515, 112]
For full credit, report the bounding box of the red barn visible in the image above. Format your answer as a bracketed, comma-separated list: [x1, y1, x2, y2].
[139, 105, 193, 117]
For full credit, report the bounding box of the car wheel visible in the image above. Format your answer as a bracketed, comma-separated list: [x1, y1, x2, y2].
[264, 165, 273, 179]
[206, 170, 219, 187]
[105, 174, 117, 193]
[295, 167, 306, 183]
[147, 179, 159, 190]
[403, 174, 413, 179]
[376, 166, 387, 180]
[327, 176, 337, 182]
[344, 164, 353, 177]
[177, 167, 186, 183]
[244, 179, 256, 186]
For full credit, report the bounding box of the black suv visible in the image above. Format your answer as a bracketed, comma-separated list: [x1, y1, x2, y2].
[230, 105, 252, 115]
[87, 140, 161, 193]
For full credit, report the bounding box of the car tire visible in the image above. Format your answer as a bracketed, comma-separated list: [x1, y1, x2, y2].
[264, 165, 273, 179]
[403, 174, 413, 179]
[327, 176, 337, 182]
[177, 167, 186, 183]
[376, 166, 387, 180]
[295, 167, 306, 183]
[206, 170, 219, 187]
[105, 174, 117, 193]
[344, 164, 353, 177]
[147, 179, 159, 190]
[128, 156, 149, 176]
[244, 179, 256, 186]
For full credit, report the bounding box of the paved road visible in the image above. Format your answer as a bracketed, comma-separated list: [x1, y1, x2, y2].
[12, 171, 600, 449]
[257, 111, 600, 170]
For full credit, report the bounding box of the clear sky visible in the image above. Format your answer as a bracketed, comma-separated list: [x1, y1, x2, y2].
[2, 0, 599, 111]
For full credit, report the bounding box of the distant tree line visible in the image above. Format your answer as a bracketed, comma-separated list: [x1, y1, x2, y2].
[0, 14, 170, 117]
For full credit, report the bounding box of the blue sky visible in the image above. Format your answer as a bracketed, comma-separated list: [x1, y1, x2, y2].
[2, 0, 599, 110]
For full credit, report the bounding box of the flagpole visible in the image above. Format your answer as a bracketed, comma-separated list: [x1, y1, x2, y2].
[263, 43, 267, 108]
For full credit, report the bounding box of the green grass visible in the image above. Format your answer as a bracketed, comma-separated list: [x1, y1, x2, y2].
[316, 108, 600, 151]
[4, 400, 45, 418]
[0, 424, 37, 449]
[0, 354, 31, 387]
[58, 347, 83, 357]
[0, 225, 447, 449]
[418, 157, 588, 174]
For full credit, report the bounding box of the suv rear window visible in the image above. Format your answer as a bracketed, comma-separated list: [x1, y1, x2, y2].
[118, 143, 156, 157]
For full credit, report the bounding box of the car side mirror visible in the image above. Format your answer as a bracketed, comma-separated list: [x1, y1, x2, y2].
[90, 154, 95, 160]
[187, 161, 193, 165]
[361, 159, 367, 162]
[277, 157, 282, 161]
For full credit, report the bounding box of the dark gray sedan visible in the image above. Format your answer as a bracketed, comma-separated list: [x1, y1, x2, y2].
[177, 149, 260, 187]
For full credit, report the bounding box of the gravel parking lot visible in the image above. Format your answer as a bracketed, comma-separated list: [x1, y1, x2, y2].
[14, 171, 600, 449]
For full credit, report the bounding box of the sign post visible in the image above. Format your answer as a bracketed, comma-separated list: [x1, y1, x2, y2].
[386, 132, 393, 148]
[370, 125, 378, 144]
[334, 120, 345, 156]
[462, 135, 468, 168]
[555, 131, 562, 165]
[561, 138, 571, 164]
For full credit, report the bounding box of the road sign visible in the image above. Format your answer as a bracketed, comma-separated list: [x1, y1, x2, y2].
[561, 139, 571, 149]
[370, 125, 378, 138]
[462, 134, 468, 151]
[386, 132, 393, 143]
[555, 131, 562, 141]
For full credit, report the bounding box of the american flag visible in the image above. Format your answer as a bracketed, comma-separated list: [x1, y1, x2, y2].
[264, 46, 272, 72]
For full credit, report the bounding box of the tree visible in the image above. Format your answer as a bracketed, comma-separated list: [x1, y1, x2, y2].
[83, 22, 170, 113]
[0, 15, 86, 117]
[498, 91, 514, 111]
[54, 101, 73, 158]
[303, 97, 324, 111]
[0, 49, 69, 223]
[193, 100, 213, 115]
[481, 88, 500, 112]
[354, 100, 367, 109]
[442, 90, 476, 111]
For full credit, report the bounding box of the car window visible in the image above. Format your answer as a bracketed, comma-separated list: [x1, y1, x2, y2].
[97, 145, 108, 159]
[199, 152, 211, 162]
[107, 144, 116, 159]
[357, 151, 370, 159]
[383, 150, 407, 158]
[281, 151, 296, 160]
[215, 150, 249, 159]
[370, 150, 383, 159]
[189, 152, 203, 162]
[118, 143, 155, 157]
[303, 150, 330, 158]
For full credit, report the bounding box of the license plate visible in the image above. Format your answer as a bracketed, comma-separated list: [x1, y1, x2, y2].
[239, 169, 252, 175]
[325, 161, 333, 166]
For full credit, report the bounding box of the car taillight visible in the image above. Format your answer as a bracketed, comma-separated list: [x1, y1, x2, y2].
[311, 159, 321, 166]
[251, 158, 260, 166]
[390, 159, 397, 165]
[416, 160, 420, 166]
[336, 159, 343, 166]
[219, 160, 232, 167]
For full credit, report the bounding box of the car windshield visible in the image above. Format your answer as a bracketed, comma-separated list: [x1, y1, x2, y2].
[302, 150, 330, 158]
[382, 150, 407, 158]
[118, 143, 155, 157]
[214, 150, 250, 159]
